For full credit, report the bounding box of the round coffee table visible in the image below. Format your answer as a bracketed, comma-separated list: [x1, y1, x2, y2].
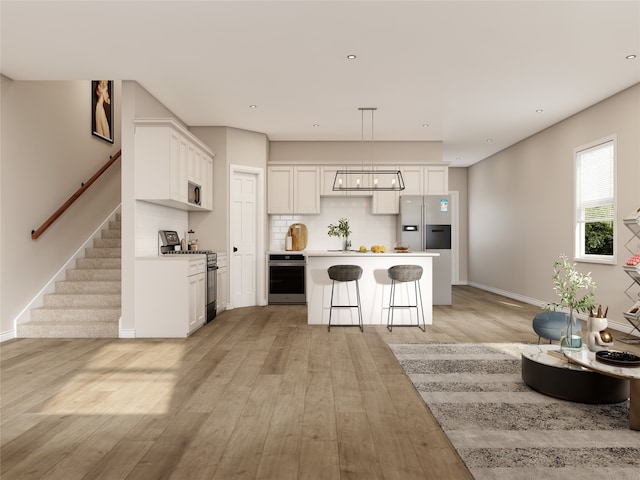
[521, 344, 629, 404]
[563, 347, 640, 431]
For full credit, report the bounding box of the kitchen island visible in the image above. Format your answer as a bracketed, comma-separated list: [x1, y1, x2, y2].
[306, 251, 439, 327]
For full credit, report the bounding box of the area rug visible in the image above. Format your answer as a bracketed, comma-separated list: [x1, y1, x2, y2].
[389, 343, 640, 480]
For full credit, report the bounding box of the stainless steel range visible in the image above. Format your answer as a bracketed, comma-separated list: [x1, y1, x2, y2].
[159, 230, 218, 322]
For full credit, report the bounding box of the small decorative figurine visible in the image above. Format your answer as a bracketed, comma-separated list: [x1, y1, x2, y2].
[587, 315, 614, 352]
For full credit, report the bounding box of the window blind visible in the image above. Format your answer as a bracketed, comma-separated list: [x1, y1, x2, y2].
[576, 142, 614, 223]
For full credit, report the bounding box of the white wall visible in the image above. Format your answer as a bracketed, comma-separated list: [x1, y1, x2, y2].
[0, 78, 121, 337]
[468, 83, 640, 332]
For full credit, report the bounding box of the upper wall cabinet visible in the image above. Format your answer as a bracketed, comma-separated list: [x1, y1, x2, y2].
[268, 165, 320, 214]
[320, 166, 373, 197]
[371, 166, 401, 215]
[400, 165, 423, 196]
[134, 119, 214, 211]
[424, 165, 448, 195]
[398, 165, 448, 196]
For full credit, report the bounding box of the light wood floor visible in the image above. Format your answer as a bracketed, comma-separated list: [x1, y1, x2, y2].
[2, 286, 639, 479]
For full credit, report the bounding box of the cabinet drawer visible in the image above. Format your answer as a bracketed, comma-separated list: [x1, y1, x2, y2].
[189, 259, 206, 275]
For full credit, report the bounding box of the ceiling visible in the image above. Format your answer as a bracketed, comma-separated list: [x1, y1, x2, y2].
[1, 1, 639, 167]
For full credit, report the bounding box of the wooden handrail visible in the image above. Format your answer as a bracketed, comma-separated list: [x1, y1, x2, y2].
[31, 150, 122, 240]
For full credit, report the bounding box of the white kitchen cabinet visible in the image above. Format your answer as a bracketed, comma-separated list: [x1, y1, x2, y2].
[424, 165, 448, 194]
[371, 166, 401, 215]
[216, 253, 228, 314]
[135, 256, 207, 337]
[134, 118, 214, 211]
[400, 165, 424, 196]
[320, 166, 344, 197]
[294, 166, 320, 214]
[320, 166, 373, 197]
[267, 165, 320, 214]
[188, 259, 206, 331]
[268, 166, 294, 213]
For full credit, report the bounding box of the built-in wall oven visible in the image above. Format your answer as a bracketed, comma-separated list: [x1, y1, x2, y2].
[268, 254, 306, 304]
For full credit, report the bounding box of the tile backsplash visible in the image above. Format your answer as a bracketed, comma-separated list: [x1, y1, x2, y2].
[135, 201, 188, 256]
[269, 197, 397, 251]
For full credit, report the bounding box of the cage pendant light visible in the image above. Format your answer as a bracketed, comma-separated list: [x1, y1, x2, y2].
[332, 107, 405, 191]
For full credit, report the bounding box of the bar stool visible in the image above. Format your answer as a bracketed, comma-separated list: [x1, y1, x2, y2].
[387, 265, 426, 332]
[327, 265, 363, 332]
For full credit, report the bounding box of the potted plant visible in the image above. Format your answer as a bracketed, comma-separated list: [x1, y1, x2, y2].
[546, 254, 597, 351]
[328, 218, 352, 251]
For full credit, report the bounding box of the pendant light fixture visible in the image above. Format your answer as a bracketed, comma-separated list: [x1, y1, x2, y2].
[332, 107, 405, 192]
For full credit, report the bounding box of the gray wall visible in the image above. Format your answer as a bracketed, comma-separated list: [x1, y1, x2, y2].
[120, 81, 189, 333]
[269, 140, 443, 164]
[449, 167, 468, 284]
[0, 78, 122, 336]
[468, 83, 640, 330]
[188, 126, 269, 254]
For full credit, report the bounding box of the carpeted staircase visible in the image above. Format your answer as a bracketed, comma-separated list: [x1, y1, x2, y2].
[18, 215, 121, 338]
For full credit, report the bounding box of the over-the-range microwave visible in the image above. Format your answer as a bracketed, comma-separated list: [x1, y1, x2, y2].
[187, 181, 201, 206]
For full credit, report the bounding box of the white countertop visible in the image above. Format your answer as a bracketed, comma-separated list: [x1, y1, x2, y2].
[269, 250, 439, 257]
[136, 254, 207, 261]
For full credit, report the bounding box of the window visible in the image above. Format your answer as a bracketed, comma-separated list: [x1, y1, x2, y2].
[574, 136, 616, 264]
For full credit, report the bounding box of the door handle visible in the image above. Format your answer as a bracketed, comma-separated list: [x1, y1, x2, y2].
[233, 247, 238, 252]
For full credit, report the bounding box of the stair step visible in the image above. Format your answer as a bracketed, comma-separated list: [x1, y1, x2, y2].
[86, 247, 121, 258]
[31, 306, 121, 322]
[101, 230, 121, 239]
[66, 269, 121, 281]
[43, 293, 121, 307]
[22, 212, 122, 339]
[17, 319, 119, 338]
[76, 257, 120, 269]
[55, 280, 121, 294]
[94, 238, 121, 248]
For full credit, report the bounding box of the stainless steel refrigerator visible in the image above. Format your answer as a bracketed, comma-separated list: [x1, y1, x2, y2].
[397, 195, 452, 305]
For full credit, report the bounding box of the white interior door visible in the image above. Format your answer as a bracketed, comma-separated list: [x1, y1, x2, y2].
[230, 170, 257, 308]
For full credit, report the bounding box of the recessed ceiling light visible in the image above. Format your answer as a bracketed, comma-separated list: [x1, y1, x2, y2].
[536, 109, 544, 113]
[347, 54, 357, 59]
[313, 124, 320, 127]
[486, 138, 493, 143]
[421, 124, 429, 128]
[626, 54, 637, 59]
[249, 104, 257, 109]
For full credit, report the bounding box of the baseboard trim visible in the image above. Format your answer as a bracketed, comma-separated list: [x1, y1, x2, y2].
[0, 329, 16, 343]
[119, 328, 136, 339]
[468, 281, 640, 338]
[468, 281, 543, 308]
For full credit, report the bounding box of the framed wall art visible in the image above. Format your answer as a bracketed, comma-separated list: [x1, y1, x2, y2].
[92, 80, 114, 143]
